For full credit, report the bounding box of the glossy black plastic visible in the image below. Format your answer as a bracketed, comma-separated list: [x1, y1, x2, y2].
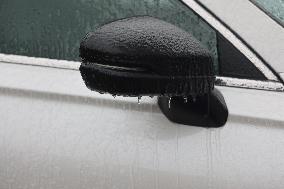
[79, 16, 215, 97]
[158, 89, 228, 127]
[79, 16, 228, 127]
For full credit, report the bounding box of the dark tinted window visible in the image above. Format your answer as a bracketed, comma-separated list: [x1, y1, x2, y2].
[0, 0, 267, 80]
[217, 34, 266, 80]
[0, 0, 218, 67]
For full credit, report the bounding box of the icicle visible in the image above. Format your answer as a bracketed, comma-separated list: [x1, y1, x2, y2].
[168, 97, 172, 109]
[192, 94, 196, 102]
[138, 96, 141, 104]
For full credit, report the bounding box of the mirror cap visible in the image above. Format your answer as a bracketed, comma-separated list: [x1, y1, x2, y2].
[80, 16, 215, 97]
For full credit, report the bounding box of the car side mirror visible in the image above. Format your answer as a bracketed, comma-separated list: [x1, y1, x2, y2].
[79, 16, 228, 127]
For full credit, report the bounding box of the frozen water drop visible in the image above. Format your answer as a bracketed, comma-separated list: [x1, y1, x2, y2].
[168, 97, 172, 109]
[184, 97, 188, 103]
[192, 95, 196, 102]
[138, 96, 141, 104]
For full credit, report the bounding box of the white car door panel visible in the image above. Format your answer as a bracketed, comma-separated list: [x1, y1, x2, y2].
[0, 61, 283, 189]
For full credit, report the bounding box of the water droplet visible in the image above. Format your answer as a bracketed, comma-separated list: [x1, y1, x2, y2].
[184, 97, 188, 103]
[168, 97, 172, 109]
[192, 95, 196, 102]
[138, 96, 141, 104]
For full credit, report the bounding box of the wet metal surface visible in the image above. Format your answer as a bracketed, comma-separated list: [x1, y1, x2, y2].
[0, 62, 284, 189]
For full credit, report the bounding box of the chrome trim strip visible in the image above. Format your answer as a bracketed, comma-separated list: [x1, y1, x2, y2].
[280, 73, 284, 82]
[1, 53, 283, 92]
[216, 76, 284, 91]
[181, 0, 278, 81]
[0, 53, 80, 70]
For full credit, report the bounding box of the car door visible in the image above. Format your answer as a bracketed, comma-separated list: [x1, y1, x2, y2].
[0, 0, 284, 189]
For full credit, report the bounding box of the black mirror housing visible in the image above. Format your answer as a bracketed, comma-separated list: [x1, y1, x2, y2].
[79, 16, 215, 97]
[79, 16, 228, 127]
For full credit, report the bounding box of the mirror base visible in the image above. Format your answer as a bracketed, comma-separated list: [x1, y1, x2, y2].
[158, 89, 228, 128]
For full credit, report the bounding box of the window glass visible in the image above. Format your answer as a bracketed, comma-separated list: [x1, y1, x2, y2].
[217, 34, 266, 80]
[0, 0, 267, 80]
[0, 0, 218, 70]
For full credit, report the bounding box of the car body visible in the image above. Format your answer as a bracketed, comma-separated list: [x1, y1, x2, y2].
[0, 0, 283, 188]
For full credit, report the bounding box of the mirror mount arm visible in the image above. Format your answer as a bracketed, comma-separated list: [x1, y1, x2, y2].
[158, 88, 228, 128]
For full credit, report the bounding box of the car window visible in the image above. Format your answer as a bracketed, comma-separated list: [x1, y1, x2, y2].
[0, 0, 267, 80]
